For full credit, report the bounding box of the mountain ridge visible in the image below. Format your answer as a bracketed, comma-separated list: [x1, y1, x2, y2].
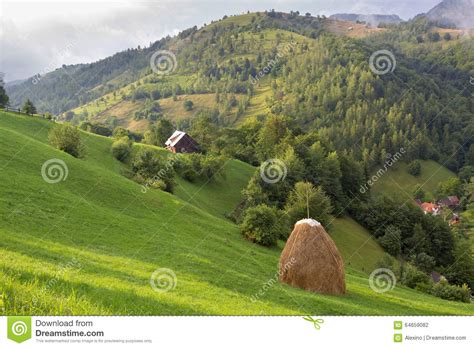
[329, 13, 403, 26]
[423, 0, 474, 28]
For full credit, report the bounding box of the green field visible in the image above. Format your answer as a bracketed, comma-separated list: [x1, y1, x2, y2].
[0, 111, 472, 315]
[371, 160, 457, 201]
[330, 216, 389, 273]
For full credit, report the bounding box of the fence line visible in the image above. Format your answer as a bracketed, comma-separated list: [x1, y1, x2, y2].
[1, 107, 56, 121]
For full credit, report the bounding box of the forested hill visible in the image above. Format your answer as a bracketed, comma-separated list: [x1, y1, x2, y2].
[424, 0, 474, 28]
[5, 39, 166, 113]
[5, 10, 474, 176]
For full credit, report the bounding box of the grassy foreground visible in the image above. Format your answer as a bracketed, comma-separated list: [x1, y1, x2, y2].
[0, 111, 473, 315]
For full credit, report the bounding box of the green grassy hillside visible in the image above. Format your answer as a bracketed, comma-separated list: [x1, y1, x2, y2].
[371, 160, 457, 201]
[0, 111, 472, 315]
[174, 160, 254, 219]
[330, 216, 388, 273]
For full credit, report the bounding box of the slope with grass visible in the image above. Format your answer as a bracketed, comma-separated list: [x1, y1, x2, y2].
[330, 216, 388, 273]
[0, 111, 472, 315]
[371, 160, 457, 201]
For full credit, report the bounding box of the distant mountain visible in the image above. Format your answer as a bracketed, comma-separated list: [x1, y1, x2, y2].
[329, 13, 403, 27]
[424, 0, 474, 28]
[4, 78, 26, 87]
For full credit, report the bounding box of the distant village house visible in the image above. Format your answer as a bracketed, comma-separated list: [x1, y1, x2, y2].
[165, 130, 199, 154]
[419, 202, 441, 216]
[437, 196, 460, 209]
[414, 195, 461, 226]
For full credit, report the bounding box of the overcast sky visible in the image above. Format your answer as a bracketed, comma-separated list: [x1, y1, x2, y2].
[0, 0, 441, 82]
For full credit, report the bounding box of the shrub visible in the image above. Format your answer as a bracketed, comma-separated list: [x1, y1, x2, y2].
[375, 253, 395, 271]
[48, 124, 85, 158]
[413, 184, 425, 200]
[378, 225, 402, 257]
[113, 127, 130, 139]
[150, 179, 167, 191]
[131, 149, 175, 192]
[22, 99, 37, 114]
[143, 119, 173, 146]
[408, 160, 421, 176]
[111, 139, 132, 162]
[80, 122, 112, 136]
[175, 155, 199, 182]
[176, 154, 226, 182]
[411, 252, 435, 273]
[199, 154, 226, 181]
[151, 90, 161, 100]
[184, 100, 194, 111]
[429, 281, 471, 303]
[132, 88, 149, 101]
[401, 263, 430, 289]
[240, 204, 279, 246]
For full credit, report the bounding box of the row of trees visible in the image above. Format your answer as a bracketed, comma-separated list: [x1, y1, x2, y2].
[0, 77, 37, 115]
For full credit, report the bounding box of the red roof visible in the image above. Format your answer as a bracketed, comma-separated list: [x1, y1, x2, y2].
[421, 202, 439, 213]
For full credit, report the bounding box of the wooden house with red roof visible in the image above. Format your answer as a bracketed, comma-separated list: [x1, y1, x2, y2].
[165, 130, 199, 154]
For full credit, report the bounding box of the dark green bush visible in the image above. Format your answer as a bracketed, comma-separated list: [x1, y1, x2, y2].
[111, 139, 132, 162]
[132, 149, 175, 192]
[184, 100, 194, 111]
[48, 124, 85, 158]
[175, 155, 199, 182]
[429, 281, 471, 303]
[401, 264, 430, 289]
[113, 127, 130, 139]
[80, 122, 112, 136]
[199, 154, 226, 181]
[240, 204, 279, 246]
[408, 160, 421, 176]
[176, 154, 226, 182]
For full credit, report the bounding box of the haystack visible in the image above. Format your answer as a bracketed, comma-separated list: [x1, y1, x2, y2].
[279, 219, 345, 295]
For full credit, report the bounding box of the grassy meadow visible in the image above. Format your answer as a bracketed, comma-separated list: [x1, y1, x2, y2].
[371, 160, 457, 201]
[0, 111, 473, 315]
